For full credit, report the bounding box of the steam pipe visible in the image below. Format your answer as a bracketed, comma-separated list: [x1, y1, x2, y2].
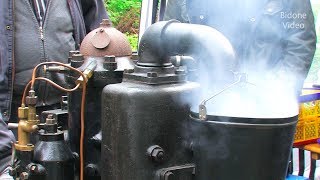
[138, 20, 236, 71]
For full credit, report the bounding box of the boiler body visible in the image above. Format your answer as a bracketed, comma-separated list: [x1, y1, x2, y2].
[101, 80, 199, 179]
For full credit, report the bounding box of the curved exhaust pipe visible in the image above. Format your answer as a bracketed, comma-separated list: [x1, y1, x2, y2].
[137, 20, 236, 74]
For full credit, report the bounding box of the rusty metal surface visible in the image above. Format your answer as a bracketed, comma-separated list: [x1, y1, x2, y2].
[80, 19, 132, 57]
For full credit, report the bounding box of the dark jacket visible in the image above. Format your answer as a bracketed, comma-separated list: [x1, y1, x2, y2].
[165, 0, 316, 91]
[0, 0, 108, 173]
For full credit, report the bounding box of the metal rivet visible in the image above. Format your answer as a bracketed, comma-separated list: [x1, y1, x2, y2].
[5, 25, 10, 30]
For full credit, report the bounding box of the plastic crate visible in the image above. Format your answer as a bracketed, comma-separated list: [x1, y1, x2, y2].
[294, 90, 320, 146]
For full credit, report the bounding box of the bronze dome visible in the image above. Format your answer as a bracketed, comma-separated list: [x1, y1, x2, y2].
[80, 19, 132, 57]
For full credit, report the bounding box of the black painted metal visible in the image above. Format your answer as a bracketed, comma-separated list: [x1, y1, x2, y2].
[155, 164, 195, 180]
[101, 80, 199, 179]
[100, 21, 244, 180]
[66, 56, 134, 179]
[137, 21, 236, 76]
[33, 130, 75, 180]
[41, 108, 69, 131]
[14, 150, 33, 178]
[26, 163, 46, 180]
[189, 114, 298, 180]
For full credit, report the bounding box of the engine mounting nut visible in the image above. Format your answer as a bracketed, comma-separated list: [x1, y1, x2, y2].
[147, 145, 165, 163]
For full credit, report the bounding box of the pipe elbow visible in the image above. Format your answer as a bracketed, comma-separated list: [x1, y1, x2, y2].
[138, 21, 236, 73]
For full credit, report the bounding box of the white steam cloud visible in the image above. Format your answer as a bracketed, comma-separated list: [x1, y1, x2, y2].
[184, 0, 315, 119]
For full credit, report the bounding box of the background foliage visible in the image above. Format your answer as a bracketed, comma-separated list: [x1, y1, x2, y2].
[104, 0, 142, 51]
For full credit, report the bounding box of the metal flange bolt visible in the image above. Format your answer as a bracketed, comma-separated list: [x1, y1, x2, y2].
[147, 145, 165, 163]
[147, 72, 158, 77]
[70, 54, 84, 68]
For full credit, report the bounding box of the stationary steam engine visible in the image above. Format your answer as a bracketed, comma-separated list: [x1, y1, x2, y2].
[9, 20, 298, 180]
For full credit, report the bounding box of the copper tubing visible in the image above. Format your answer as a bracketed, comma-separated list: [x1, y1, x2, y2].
[24, 62, 87, 180]
[30, 62, 87, 90]
[79, 81, 86, 180]
[21, 78, 81, 105]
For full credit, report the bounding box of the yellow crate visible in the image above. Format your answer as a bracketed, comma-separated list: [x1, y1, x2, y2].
[294, 100, 320, 145]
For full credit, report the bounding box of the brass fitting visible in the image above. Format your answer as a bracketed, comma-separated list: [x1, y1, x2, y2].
[43, 65, 69, 73]
[25, 90, 37, 121]
[18, 105, 28, 120]
[76, 59, 97, 84]
[14, 119, 39, 151]
[14, 91, 40, 151]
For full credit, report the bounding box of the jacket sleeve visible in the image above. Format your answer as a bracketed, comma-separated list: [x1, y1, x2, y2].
[0, 113, 15, 173]
[276, 0, 316, 91]
[163, 0, 189, 23]
[80, 0, 109, 33]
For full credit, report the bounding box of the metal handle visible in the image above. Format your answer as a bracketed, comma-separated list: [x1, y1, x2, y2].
[198, 73, 252, 120]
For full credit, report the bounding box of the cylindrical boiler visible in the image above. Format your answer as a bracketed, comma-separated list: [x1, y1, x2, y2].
[100, 20, 237, 180]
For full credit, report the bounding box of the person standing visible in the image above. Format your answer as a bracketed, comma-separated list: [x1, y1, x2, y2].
[164, 0, 316, 92]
